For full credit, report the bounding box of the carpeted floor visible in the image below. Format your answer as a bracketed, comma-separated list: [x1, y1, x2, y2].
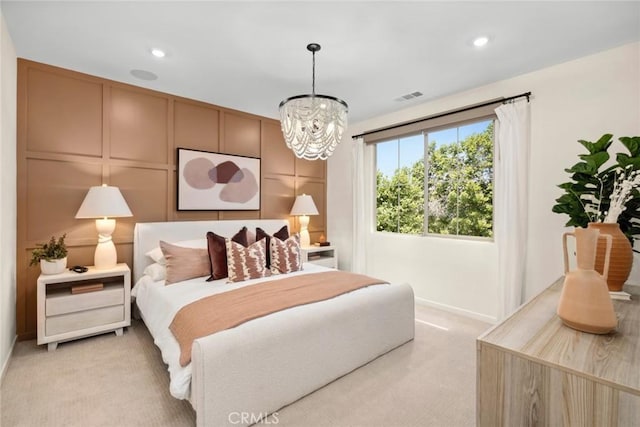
[1, 305, 490, 427]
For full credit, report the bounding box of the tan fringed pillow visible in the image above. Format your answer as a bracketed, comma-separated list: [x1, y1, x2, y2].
[256, 225, 289, 268]
[160, 241, 211, 285]
[270, 234, 302, 275]
[226, 238, 269, 283]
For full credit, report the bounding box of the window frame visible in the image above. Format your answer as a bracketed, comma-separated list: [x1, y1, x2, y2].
[373, 114, 497, 241]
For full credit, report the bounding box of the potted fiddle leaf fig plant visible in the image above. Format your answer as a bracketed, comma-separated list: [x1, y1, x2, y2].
[30, 234, 68, 275]
[552, 134, 640, 239]
[552, 134, 640, 291]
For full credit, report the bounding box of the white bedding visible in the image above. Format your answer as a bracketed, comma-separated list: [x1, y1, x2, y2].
[133, 263, 348, 399]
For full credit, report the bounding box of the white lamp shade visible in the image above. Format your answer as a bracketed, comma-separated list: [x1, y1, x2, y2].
[290, 194, 319, 216]
[75, 185, 133, 219]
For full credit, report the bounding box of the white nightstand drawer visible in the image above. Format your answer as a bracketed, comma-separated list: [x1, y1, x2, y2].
[307, 257, 337, 269]
[301, 245, 338, 269]
[46, 305, 124, 336]
[46, 284, 124, 316]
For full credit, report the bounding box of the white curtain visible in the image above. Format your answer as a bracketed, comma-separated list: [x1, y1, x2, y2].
[494, 101, 531, 320]
[352, 137, 369, 274]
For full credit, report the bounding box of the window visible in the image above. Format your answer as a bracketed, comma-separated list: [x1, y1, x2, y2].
[375, 119, 494, 238]
[376, 135, 425, 234]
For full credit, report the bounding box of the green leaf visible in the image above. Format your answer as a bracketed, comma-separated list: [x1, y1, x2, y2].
[616, 153, 640, 169]
[578, 151, 609, 170]
[619, 136, 640, 157]
[565, 162, 596, 175]
[577, 134, 613, 154]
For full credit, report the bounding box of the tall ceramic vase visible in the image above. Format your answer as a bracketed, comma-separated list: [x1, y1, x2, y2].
[557, 227, 617, 334]
[587, 222, 633, 292]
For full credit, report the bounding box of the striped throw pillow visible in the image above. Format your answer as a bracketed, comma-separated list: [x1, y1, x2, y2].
[226, 238, 269, 282]
[270, 234, 302, 275]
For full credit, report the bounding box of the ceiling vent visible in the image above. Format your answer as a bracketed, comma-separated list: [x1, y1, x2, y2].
[395, 91, 423, 102]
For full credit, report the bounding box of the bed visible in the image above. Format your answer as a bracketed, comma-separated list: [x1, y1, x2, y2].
[132, 219, 415, 427]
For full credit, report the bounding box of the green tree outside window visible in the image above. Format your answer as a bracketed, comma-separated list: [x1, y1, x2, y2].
[376, 122, 494, 238]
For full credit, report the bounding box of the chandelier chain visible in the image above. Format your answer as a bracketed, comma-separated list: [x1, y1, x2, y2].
[311, 50, 316, 95]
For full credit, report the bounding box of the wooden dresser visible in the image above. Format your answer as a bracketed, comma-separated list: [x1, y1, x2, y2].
[477, 278, 640, 426]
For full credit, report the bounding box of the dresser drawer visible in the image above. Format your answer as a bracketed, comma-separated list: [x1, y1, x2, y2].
[46, 305, 124, 336]
[46, 284, 124, 316]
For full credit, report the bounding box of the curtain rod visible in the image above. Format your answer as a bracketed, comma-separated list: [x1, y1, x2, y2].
[351, 91, 531, 140]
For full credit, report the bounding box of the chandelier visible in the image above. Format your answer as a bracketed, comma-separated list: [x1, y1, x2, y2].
[279, 43, 348, 161]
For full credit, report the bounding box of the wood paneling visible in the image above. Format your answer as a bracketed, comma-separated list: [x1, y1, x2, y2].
[26, 68, 102, 157]
[262, 121, 294, 176]
[296, 157, 325, 179]
[222, 112, 261, 158]
[16, 59, 328, 339]
[110, 166, 169, 242]
[174, 100, 219, 152]
[262, 176, 296, 220]
[219, 211, 261, 221]
[26, 159, 102, 243]
[110, 87, 169, 163]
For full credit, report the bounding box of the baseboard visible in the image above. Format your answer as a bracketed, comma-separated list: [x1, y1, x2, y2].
[414, 296, 497, 324]
[0, 335, 17, 385]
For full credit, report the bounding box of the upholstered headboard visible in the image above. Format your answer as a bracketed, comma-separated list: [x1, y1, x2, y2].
[132, 219, 290, 283]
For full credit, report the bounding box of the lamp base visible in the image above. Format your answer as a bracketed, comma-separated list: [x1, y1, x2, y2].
[299, 215, 311, 248]
[94, 218, 118, 270]
[299, 229, 311, 248]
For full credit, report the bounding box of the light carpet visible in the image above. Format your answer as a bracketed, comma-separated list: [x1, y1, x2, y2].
[1, 305, 490, 427]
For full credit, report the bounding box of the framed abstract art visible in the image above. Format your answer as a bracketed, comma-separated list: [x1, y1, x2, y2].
[177, 148, 261, 211]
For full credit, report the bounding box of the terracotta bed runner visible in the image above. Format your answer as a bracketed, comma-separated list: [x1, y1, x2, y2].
[169, 270, 388, 366]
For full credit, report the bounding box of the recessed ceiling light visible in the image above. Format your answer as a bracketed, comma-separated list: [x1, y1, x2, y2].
[151, 48, 165, 58]
[473, 36, 489, 47]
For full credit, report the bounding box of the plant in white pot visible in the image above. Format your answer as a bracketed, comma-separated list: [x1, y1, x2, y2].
[30, 234, 68, 275]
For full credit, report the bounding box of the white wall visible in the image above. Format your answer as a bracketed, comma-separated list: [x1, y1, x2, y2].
[0, 9, 17, 379]
[328, 42, 640, 322]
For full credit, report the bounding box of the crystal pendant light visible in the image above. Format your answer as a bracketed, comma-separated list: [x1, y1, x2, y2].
[279, 43, 348, 161]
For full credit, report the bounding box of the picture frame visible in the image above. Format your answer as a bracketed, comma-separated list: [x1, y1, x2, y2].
[177, 148, 261, 211]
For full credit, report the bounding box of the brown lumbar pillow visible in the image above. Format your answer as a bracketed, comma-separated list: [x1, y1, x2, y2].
[160, 241, 211, 285]
[270, 234, 302, 275]
[226, 238, 269, 283]
[256, 225, 289, 268]
[206, 227, 248, 281]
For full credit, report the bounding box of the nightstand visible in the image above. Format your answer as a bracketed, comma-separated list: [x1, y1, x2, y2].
[37, 263, 131, 351]
[301, 245, 338, 269]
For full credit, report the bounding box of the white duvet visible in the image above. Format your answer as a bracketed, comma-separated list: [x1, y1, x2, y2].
[132, 263, 332, 400]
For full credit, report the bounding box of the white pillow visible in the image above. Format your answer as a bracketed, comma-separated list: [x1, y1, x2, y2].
[145, 239, 208, 265]
[143, 262, 166, 281]
[146, 247, 166, 265]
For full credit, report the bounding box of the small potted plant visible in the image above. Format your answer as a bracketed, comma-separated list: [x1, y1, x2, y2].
[30, 234, 68, 275]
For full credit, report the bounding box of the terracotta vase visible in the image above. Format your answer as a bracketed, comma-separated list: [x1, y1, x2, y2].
[587, 222, 633, 292]
[557, 228, 617, 334]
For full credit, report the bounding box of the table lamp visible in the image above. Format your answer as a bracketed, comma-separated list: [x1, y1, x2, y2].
[290, 194, 318, 248]
[75, 184, 132, 269]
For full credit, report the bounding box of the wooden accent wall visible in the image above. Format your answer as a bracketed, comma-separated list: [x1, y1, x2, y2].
[16, 59, 327, 339]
